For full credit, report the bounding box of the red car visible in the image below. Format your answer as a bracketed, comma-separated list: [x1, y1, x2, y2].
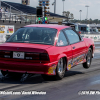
[0, 24, 95, 80]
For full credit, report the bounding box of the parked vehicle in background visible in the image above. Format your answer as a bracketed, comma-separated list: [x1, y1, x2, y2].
[78, 24, 99, 34]
[78, 24, 100, 41]
[96, 24, 100, 33]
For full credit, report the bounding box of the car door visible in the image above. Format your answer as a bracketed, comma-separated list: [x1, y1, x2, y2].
[55, 30, 73, 63]
[64, 29, 87, 65]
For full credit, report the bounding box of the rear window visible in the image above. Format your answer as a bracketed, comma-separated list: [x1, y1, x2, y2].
[7, 27, 57, 45]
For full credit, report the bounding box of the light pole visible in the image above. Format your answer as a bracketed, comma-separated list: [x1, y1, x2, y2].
[52, 0, 56, 14]
[62, 0, 65, 15]
[85, 5, 89, 20]
[0, 0, 1, 9]
[54, 0, 56, 14]
[79, 10, 82, 21]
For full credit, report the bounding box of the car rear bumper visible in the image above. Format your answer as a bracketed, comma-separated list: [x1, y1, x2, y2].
[0, 60, 58, 75]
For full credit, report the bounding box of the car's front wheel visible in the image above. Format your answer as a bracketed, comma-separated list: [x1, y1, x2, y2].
[83, 48, 92, 69]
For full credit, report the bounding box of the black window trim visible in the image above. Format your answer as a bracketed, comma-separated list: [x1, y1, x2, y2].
[56, 30, 69, 47]
[63, 28, 84, 45]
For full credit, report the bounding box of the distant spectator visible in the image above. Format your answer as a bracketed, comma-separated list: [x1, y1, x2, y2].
[5, 7, 8, 12]
[4, 7, 10, 18]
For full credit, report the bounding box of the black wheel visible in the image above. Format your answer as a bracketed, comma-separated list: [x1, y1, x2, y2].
[83, 48, 92, 69]
[55, 58, 66, 80]
[1, 70, 8, 76]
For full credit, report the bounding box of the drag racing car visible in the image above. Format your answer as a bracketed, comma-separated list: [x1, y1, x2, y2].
[0, 24, 95, 80]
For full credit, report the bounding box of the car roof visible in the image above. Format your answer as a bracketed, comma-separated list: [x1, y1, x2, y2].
[24, 24, 70, 30]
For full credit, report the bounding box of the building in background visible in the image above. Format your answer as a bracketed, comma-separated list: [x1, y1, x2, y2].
[22, 0, 30, 5]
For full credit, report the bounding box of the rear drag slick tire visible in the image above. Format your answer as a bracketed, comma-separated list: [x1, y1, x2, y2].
[83, 48, 92, 69]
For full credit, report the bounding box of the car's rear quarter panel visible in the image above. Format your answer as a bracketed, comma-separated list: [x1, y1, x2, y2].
[46, 46, 73, 63]
[83, 38, 95, 53]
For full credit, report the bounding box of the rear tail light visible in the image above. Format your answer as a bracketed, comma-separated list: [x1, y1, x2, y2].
[0, 51, 4, 57]
[0, 51, 49, 61]
[25, 53, 40, 60]
[40, 53, 49, 61]
[0, 51, 11, 58]
[25, 53, 49, 61]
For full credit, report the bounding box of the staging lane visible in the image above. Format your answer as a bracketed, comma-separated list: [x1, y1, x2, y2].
[0, 50, 100, 100]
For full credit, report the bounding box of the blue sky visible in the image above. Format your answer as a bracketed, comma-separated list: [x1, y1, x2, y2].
[2, 0, 100, 20]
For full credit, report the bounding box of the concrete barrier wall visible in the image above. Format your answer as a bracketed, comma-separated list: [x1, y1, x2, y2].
[81, 34, 100, 41]
[0, 20, 35, 31]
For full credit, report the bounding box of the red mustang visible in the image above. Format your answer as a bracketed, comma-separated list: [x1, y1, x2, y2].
[0, 24, 95, 80]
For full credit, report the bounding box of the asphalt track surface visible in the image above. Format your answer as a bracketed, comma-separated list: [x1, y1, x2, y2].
[0, 49, 100, 100]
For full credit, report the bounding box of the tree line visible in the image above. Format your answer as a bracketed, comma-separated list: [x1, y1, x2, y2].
[63, 11, 100, 24]
[70, 19, 100, 24]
